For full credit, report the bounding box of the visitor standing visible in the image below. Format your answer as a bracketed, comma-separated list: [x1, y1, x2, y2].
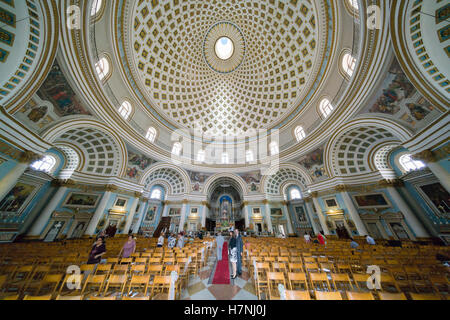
[229, 232, 238, 279]
[234, 229, 244, 276]
[216, 232, 224, 261]
[118, 235, 136, 258]
[157, 232, 165, 247]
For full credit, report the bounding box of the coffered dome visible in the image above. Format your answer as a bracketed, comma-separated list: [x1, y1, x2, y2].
[120, 0, 330, 137]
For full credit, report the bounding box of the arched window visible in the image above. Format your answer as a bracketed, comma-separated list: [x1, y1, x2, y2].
[295, 126, 306, 142]
[150, 188, 162, 200]
[118, 101, 132, 119]
[348, 0, 359, 10]
[221, 152, 229, 164]
[399, 154, 426, 172]
[197, 149, 205, 162]
[342, 53, 356, 77]
[31, 155, 56, 173]
[290, 188, 302, 200]
[95, 57, 110, 81]
[319, 99, 334, 118]
[91, 0, 103, 16]
[172, 142, 182, 156]
[246, 150, 254, 162]
[146, 127, 157, 142]
[269, 142, 279, 156]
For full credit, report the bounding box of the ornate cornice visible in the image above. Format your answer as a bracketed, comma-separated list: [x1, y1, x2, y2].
[310, 192, 318, 198]
[51, 179, 76, 188]
[378, 179, 404, 188]
[18, 150, 41, 164]
[412, 147, 449, 163]
[105, 184, 119, 192]
[134, 191, 142, 198]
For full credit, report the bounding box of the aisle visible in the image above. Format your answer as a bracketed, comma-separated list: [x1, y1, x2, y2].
[212, 242, 230, 284]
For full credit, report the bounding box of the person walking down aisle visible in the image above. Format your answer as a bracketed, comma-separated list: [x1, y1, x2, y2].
[216, 232, 225, 261]
[317, 231, 327, 245]
[229, 232, 238, 279]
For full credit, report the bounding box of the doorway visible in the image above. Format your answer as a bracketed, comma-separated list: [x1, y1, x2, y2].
[335, 220, 350, 239]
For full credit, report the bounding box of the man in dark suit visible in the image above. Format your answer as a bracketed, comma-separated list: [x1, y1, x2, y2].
[234, 229, 244, 276]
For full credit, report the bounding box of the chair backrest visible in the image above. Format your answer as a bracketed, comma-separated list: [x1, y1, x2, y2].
[346, 291, 375, 300]
[130, 274, 151, 285]
[410, 293, 441, 300]
[378, 292, 407, 300]
[56, 295, 83, 300]
[315, 291, 343, 300]
[23, 294, 53, 300]
[285, 290, 311, 300]
[90, 296, 117, 300]
[122, 296, 150, 300]
[1, 295, 20, 300]
[310, 272, 328, 281]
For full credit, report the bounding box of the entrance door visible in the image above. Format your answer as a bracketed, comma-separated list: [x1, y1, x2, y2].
[366, 222, 383, 239]
[256, 223, 262, 233]
[335, 220, 350, 239]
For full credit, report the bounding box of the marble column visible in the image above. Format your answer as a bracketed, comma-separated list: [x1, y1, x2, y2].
[243, 202, 249, 229]
[304, 199, 320, 235]
[123, 192, 141, 234]
[85, 186, 115, 236]
[28, 179, 72, 236]
[162, 201, 170, 217]
[281, 201, 294, 235]
[311, 193, 330, 235]
[263, 200, 273, 234]
[413, 149, 450, 193]
[178, 201, 188, 232]
[0, 150, 40, 202]
[336, 186, 368, 236]
[132, 198, 148, 234]
[201, 202, 208, 228]
[381, 180, 429, 238]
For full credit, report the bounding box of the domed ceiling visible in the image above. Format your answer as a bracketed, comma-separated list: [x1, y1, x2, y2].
[118, 0, 332, 137]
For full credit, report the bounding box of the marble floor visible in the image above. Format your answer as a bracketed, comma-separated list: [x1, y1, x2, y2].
[181, 251, 258, 300]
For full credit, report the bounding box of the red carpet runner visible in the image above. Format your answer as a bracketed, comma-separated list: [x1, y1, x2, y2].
[212, 242, 230, 284]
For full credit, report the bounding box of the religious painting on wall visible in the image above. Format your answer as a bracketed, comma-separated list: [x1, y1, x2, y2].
[239, 171, 262, 184]
[324, 197, 338, 209]
[169, 208, 181, 216]
[252, 207, 261, 216]
[352, 193, 391, 209]
[190, 207, 198, 215]
[14, 95, 58, 133]
[0, 182, 37, 215]
[270, 208, 283, 216]
[418, 183, 450, 217]
[114, 197, 128, 208]
[37, 61, 92, 117]
[189, 171, 211, 184]
[295, 206, 307, 222]
[145, 206, 157, 221]
[63, 192, 101, 208]
[363, 58, 441, 130]
[298, 146, 328, 181]
[125, 144, 157, 182]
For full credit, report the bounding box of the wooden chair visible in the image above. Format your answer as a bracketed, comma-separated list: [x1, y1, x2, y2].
[127, 275, 151, 297]
[34, 274, 63, 297]
[112, 264, 129, 275]
[378, 292, 408, 300]
[120, 258, 133, 265]
[150, 275, 172, 299]
[266, 272, 286, 300]
[253, 262, 270, 300]
[130, 264, 147, 275]
[23, 294, 52, 300]
[309, 273, 332, 291]
[410, 293, 442, 300]
[106, 258, 119, 265]
[304, 263, 320, 273]
[147, 265, 163, 279]
[5, 265, 34, 294]
[315, 291, 343, 300]
[353, 273, 371, 292]
[94, 264, 112, 276]
[288, 263, 304, 273]
[287, 272, 309, 291]
[103, 274, 127, 297]
[81, 274, 107, 296]
[331, 273, 354, 291]
[284, 290, 311, 300]
[380, 274, 401, 293]
[346, 291, 375, 300]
